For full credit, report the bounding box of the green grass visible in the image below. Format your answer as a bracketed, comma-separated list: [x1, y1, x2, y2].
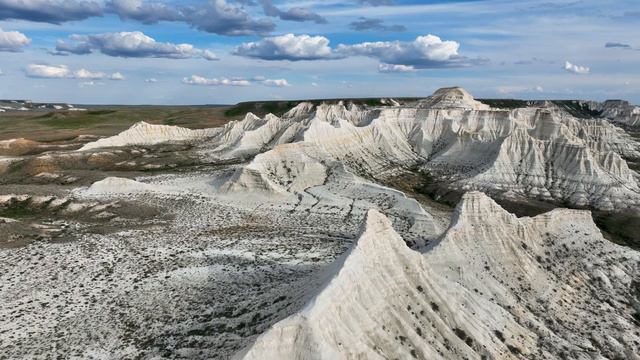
[551, 100, 602, 119]
[477, 99, 531, 109]
[224, 101, 299, 117]
[0, 202, 37, 219]
[0, 106, 231, 142]
[593, 212, 640, 250]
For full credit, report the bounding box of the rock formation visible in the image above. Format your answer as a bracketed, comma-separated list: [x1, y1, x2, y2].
[78, 122, 218, 151]
[210, 88, 640, 211]
[240, 192, 640, 360]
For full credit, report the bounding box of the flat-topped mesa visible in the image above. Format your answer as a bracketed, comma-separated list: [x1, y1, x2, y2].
[418, 87, 491, 111]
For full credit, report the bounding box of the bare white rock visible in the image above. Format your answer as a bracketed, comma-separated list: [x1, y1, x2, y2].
[240, 192, 640, 360]
[78, 122, 218, 151]
[215, 88, 640, 211]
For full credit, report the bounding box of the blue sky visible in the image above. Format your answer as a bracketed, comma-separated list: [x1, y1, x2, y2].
[0, 0, 638, 105]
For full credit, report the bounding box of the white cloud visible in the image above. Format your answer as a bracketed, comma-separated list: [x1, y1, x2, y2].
[564, 61, 590, 75]
[338, 35, 478, 69]
[183, 75, 290, 87]
[25, 64, 121, 80]
[233, 33, 335, 61]
[54, 31, 219, 61]
[261, 78, 290, 87]
[234, 33, 482, 69]
[110, 72, 125, 80]
[145, 78, 158, 83]
[74, 68, 106, 79]
[182, 75, 251, 86]
[26, 64, 71, 78]
[0, 27, 31, 52]
[378, 63, 416, 73]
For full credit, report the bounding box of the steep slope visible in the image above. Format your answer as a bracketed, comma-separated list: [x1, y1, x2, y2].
[218, 89, 640, 211]
[589, 100, 640, 128]
[78, 122, 218, 151]
[74, 88, 640, 211]
[240, 192, 640, 360]
[417, 87, 490, 110]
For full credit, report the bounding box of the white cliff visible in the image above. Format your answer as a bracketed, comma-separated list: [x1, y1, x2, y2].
[78, 122, 218, 151]
[240, 192, 640, 360]
[591, 100, 640, 128]
[78, 88, 640, 211]
[215, 88, 640, 211]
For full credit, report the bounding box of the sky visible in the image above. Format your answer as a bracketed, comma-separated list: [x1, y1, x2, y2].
[0, 0, 638, 105]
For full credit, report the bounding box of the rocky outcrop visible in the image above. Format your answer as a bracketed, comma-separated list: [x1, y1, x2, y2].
[78, 122, 218, 151]
[589, 100, 640, 128]
[240, 192, 640, 360]
[417, 87, 490, 110]
[84, 88, 640, 211]
[215, 89, 640, 211]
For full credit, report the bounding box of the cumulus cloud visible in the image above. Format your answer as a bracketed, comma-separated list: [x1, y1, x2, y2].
[25, 64, 72, 78]
[259, 0, 327, 24]
[0, 0, 102, 23]
[0, 27, 30, 52]
[183, 75, 290, 87]
[378, 63, 416, 73]
[110, 72, 125, 80]
[349, 17, 405, 32]
[233, 33, 335, 61]
[184, 0, 274, 36]
[337, 35, 482, 69]
[145, 78, 158, 83]
[564, 61, 590, 74]
[234, 33, 482, 69]
[25, 64, 121, 79]
[260, 78, 290, 87]
[53, 31, 218, 60]
[605, 42, 631, 49]
[0, 0, 273, 36]
[105, 0, 182, 24]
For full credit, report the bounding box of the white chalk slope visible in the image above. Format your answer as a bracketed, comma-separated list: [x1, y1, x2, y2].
[241, 192, 640, 360]
[79, 122, 218, 151]
[75, 88, 640, 211]
[589, 100, 640, 128]
[212, 87, 640, 211]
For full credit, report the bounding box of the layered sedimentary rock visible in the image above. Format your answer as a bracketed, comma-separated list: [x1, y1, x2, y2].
[588, 100, 640, 128]
[79, 122, 218, 151]
[79, 88, 640, 211]
[214, 88, 640, 210]
[240, 192, 640, 360]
